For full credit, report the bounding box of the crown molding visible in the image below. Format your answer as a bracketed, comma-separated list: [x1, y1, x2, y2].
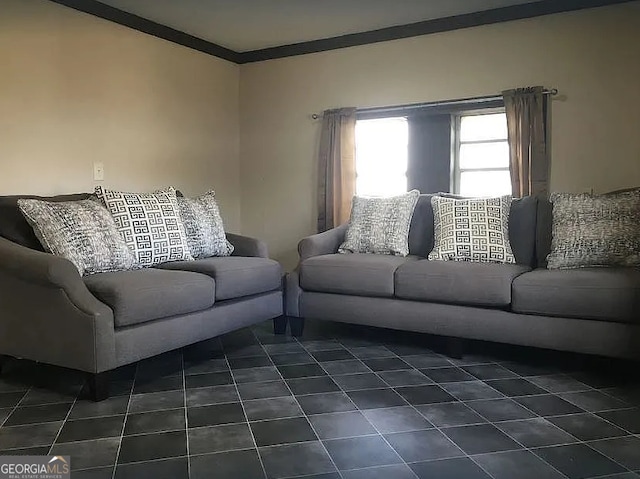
[49, 0, 633, 65]
[48, 0, 242, 63]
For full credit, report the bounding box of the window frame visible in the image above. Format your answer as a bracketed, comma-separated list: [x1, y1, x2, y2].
[451, 107, 510, 196]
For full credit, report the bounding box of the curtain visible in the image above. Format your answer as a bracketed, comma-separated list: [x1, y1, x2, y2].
[502, 86, 549, 198]
[317, 107, 357, 232]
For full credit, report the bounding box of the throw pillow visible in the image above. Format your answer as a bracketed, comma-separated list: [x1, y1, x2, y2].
[338, 190, 420, 256]
[429, 195, 516, 263]
[95, 186, 193, 267]
[18, 198, 136, 276]
[546, 190, 640, 269]
[177, 191, 233, 258]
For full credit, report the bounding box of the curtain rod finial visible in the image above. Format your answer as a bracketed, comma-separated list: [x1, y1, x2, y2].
[311, 113, 320, 120]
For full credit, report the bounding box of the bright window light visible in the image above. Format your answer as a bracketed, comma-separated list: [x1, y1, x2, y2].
[355, 117, 408, 197]
[455, 112, 512, 197]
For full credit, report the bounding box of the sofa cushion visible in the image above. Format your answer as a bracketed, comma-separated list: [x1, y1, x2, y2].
[300, 253, 419, 298]
[408, 194, 436, 258]
[395, 260, 531, 307]
[512, 268, 640, 323]
[157, 257, 282, 301]
[407, 194, 538, 267]
[546, 190, 640, 269]
[339, 190, 420, 256]
[18, 198, 136, 276]
[0, 193, 91, 251]
[84, 269, 215, 328]
[95, 186, 193, 267]
[428, 195, 516, 264]
[177, 192, 234, 259]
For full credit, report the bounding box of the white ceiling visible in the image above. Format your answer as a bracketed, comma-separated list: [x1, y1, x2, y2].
[97, 0, 539, 52]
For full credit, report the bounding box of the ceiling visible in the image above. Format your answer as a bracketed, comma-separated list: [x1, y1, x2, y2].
[96, 0, 539, 52]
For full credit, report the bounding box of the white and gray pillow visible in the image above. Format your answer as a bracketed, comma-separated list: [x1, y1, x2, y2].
[177, 191, 233, 258]
[547, 190, 640, 269]
[429, 195, 515, 264]
[18, 198, 136, 276]
[95, 186, 193, 267]
[339, 190, 420, 256]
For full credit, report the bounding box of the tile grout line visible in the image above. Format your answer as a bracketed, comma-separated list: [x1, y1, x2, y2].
[0, 387, 30, 428]
[451, 359, 638, 479]
[274, 331, 640, 479]
[309, 339, 576, 479]
[497, 363, 640, 476]
[181, 352, 191, 478]
[46, 392, 78, 456]
[298, 338, 420, 479]
[264, 335, 347, 479]
[111, 364, 138, 479]
[306, 339, 568, 479]
[226, 345, 270, 479]
[444, 360, 639, 478]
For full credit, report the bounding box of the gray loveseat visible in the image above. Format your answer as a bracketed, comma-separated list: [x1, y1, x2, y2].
[286, 194, 640, 360]
[0, 193, 284, 400]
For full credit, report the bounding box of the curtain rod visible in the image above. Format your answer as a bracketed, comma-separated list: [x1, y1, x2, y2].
[311, 88, 558, 119]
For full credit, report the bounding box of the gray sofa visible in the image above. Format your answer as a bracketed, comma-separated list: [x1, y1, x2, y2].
[286, 195, 640, 360]
[0, 194, 284, 400]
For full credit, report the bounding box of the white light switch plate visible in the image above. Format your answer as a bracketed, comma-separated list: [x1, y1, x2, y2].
[93, 162, 104, 181]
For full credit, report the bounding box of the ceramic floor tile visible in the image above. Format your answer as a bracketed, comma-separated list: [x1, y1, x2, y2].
[191, 449, 265, 479]
[259, 442, 336, 478]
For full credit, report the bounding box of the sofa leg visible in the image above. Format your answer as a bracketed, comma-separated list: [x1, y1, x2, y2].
[289, 317, 305, 337]
[444, 337, 465, 360]
[88, 372, 110, 402]
[273, 316, 288, 335]
[0, 355, 9, 375]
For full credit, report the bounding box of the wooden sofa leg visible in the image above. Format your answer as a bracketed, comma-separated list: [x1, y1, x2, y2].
[444, 337, 465, 360]
[88, 372, 110, 402]
[289, 317, 305, 337]
[273, 316, 288, 335]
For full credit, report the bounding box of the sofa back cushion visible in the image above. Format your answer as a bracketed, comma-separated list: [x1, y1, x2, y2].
[0, 193, 91, 251]
[406, 193, 538, 267]
[408, 194, 436, 257]
[509, 195, 539, 268]
[536, 198, 553, 268]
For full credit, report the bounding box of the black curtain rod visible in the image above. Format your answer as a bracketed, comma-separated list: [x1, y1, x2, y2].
[311, 88, 558, 119]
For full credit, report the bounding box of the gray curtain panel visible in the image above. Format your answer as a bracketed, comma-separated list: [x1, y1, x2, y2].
[317, 107, 357, 232]
[502, 86, 549, 198]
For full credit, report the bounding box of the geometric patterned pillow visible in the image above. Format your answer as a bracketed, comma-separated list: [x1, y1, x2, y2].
[547, 190, 640, 269]
[428, 195, 516, 264]
[17, 198, 137, 276]
[94, 186, 193, 267]
[338, 190, 420, 256]
[177, 192, 233, 258]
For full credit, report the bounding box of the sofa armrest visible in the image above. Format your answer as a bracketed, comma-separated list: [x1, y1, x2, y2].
[227, 233, 269, 258]
[0, 237, 116, 373]
[298, 224, 348, 261]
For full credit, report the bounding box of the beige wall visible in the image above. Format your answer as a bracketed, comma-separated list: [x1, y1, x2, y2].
[0, 0, 241, 230]
[239, 2, 640, 270]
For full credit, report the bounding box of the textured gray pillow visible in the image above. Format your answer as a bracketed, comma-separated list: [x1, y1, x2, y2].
[547, 190, 640, 269]
[338, 190, 420, 256]
[95, 186, 193, 267]
[429, 195, 516, 263]
[18, 199, 136, 276]
[177, 192, 233, 258]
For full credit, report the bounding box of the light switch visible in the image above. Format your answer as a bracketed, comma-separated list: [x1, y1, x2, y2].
[93, 162, 104, 181]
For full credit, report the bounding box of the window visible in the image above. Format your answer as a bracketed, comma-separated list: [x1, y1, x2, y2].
[354, 107, 511, 199]
[355, 117, 408, 197]
[453, 111, 512, 197]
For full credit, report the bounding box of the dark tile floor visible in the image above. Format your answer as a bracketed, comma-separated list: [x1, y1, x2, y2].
[0, 319, 639, 479]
